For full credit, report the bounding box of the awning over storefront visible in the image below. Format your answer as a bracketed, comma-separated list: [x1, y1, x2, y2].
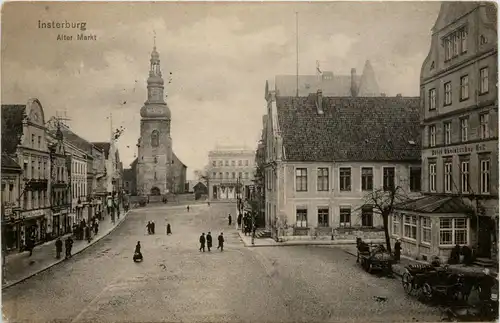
[394, 195, 472, 214]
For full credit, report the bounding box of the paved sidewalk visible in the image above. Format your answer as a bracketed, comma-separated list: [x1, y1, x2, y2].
[2, 209, 130, 290]
[237, 231, 384, 247]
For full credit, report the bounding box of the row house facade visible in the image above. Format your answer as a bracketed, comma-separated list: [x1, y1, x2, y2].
[393, 2, 498, 263]
[2, 99, 51, 248]
[1, 154, 23, 251]
[207, 145, 255, 201]
[46, 128, 71, 238]
[263, 84, 422, 241]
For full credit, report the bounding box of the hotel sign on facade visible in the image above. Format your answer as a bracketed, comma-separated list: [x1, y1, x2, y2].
[430, 143, 488, 157]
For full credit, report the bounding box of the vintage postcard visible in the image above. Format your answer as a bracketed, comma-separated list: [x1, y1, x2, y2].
[1, 1, 498, 322]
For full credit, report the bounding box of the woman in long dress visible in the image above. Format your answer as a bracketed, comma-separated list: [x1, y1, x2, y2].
[166, 223, 172, 235]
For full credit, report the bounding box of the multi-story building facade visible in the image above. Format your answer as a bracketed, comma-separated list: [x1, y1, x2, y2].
[46, 127, 71, 237]
[207, 145, 255, 200]
[393, 2, 498, 262]
[66, 143, 88, 225]
[2, 99, 52, 247]
[1, 154, 23, 252]
[263, 84, 422, 240]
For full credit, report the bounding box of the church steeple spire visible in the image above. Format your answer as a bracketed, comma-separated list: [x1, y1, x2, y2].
[140, 40, 171, 119]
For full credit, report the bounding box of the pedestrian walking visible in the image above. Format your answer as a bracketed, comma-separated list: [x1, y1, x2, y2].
[199, 233, 206, 252]
[65, 236, 73, 259]
[146, 221, 151, 234]
[86, 226, 91, 243]
[237, 214, 242, 230]
[228, 214, 232, 226]
[206, 232, 212, 252]
[94, 222, 99, 236]
[217, 233, 224, 252]
[55, 237, 63, 259]
[151, 221, 155, 234]
[27, 235, 34, 256]
[166, 223, 172, 235]
[187, 205, 190, 212]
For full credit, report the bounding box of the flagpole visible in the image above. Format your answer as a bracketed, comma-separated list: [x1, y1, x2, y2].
[296, 11, 299, 98]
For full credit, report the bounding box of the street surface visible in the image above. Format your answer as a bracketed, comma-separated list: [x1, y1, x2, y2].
[3, 203, 442, 323]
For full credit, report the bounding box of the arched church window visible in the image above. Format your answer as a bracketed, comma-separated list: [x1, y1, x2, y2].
[151, 130, 159, 147]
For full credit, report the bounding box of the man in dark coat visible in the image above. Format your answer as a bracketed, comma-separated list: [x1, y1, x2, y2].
[166, 223, 172, 235]
[85, 226, 91, 243]
[217, 233, 224, 252]
[65, 236, 73, 259]
[394, 239, 402, 263]
[151, 221, 155, 234]
[55, 237, 63, 259]
[237, 214, 242, 229]
[146, 221, 151, 234]
[206, 232, 213, 252]
[228, 214, 232, 226]
[199, 233, 206, 252]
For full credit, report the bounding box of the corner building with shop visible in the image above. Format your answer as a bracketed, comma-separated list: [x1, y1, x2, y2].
[393, 2, 498, 263]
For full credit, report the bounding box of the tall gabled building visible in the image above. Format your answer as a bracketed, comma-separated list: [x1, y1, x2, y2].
[393, 2, 498, 264]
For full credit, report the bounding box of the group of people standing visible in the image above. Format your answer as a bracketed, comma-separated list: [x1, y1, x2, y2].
[73, 217, 99, 243]
[199, 232, 224, 252]
[55, 236, 74, 259]
[146, 221, 156, 234]
[238, 212, 256, 236]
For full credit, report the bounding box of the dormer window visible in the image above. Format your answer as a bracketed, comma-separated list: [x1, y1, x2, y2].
[444, 26, 467, 61]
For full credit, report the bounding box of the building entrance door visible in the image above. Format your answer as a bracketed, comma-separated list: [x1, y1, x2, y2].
[477, 216, 493, 258]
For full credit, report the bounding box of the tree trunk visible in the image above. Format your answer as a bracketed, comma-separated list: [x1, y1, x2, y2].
[382, 212, 392, 253]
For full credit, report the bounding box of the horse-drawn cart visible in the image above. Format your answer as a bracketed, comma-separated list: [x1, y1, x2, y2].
[356, 239, 393, 275]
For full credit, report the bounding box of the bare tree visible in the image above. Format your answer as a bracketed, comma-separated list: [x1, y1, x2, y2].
[361, 184, 413, 253]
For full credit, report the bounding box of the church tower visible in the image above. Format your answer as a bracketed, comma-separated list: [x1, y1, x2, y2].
[136, 43, 173, 196]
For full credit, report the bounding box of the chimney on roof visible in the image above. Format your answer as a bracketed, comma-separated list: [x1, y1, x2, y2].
[350, 68, 358, 98]
[316, 89, 324, 115]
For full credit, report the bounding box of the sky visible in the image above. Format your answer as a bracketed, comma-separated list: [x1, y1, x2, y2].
[1, 1, 441, 179]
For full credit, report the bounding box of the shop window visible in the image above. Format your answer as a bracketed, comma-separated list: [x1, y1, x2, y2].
[339, 207, 351, 227]
[421, 217, 431, 243]
[403, 214, 417, 240]
[296, 208, 307, 228]
[439, 218, 468, 245]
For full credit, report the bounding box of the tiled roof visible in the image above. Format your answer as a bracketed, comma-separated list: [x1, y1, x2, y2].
[276, 96, 421, 162]
[60, 129, 93, 153]
[275, 74, 360, 97]
[394, 195, 471, 214]
[1, 153, 21, 171]
[92, 142, 111, 159]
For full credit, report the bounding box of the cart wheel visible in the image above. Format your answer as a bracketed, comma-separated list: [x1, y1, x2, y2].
[402, 272, 413, 294]
[422, 283, 433, 301]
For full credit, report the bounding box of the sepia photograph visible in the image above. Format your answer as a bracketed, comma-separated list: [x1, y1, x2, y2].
[1, 1, 498, 322]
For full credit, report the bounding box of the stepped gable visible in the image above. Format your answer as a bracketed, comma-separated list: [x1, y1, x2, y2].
[358, 60, 380, 97]
[276, 96, 421, 162]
